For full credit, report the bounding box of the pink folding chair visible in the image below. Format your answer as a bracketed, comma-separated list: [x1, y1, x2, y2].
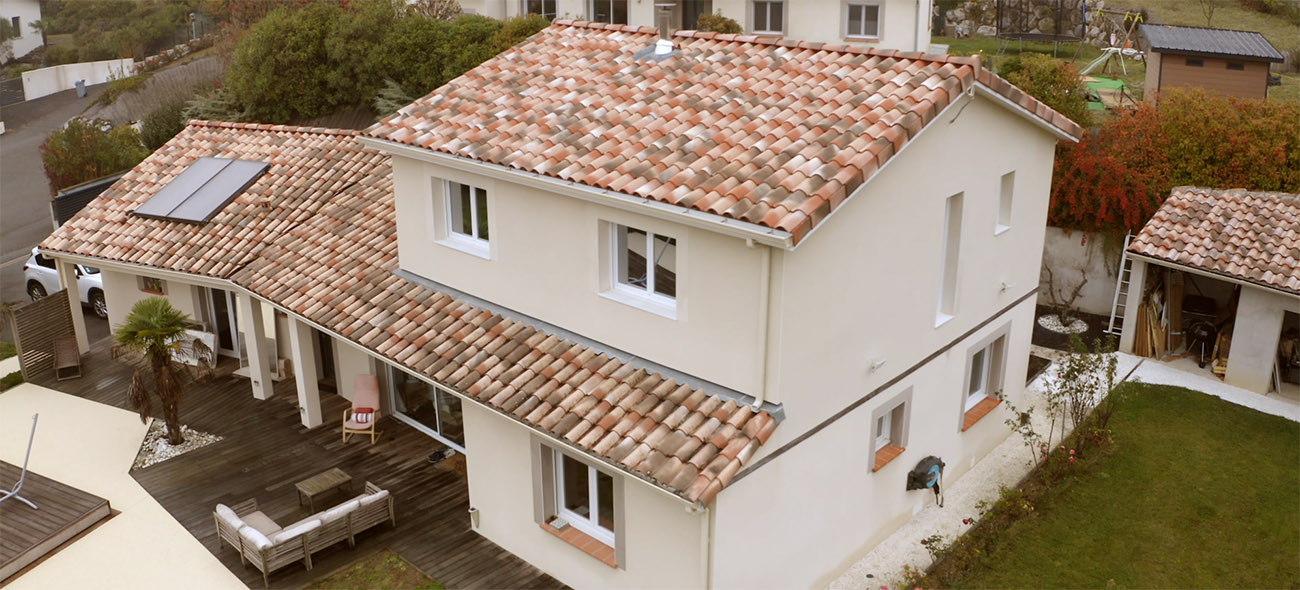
[342, 375, 382, 444]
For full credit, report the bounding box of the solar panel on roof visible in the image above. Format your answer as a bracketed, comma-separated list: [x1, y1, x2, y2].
[132, 157, 269, 224]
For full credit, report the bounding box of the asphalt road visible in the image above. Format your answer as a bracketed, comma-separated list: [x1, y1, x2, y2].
[0, 83, 110, 342]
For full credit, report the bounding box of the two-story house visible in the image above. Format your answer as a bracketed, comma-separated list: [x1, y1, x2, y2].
[41, 22, 1078, 589]
[462, 0, 935, 51]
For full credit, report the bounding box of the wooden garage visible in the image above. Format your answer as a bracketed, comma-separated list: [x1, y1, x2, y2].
[1140, 24, 1284, 102]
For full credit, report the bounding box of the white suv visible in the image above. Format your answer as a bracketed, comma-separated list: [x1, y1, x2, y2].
[23, 248, 108, 319]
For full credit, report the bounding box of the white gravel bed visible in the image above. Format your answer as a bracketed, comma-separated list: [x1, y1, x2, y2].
[1036, 313, 1088, 334]
[132, 421, 222, 470]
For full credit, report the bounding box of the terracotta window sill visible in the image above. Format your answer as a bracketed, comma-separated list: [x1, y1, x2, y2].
[843, 36, 881, 43]
[540, 520, 616, 568]
[962, 397, 1002, 431]
[872, 444, 906, 472]
[140, 289, 165, 295]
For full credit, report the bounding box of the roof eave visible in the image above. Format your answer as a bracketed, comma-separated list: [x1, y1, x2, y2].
[1148, 47, 1284, 63]
[972, 83, 1081, 142]
[357, 135, 796, 250]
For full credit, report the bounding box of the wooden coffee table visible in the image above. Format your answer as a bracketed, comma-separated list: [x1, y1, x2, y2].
[295, 467, 352, 512]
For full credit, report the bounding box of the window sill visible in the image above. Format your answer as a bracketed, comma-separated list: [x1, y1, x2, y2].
[935, 313, 954, 328]
[962, 397, 1001, 431]
[843, 35, 881, 43]
[540, 520, 617, 568]
[994, 224, 1011, 236]
[872, 444, 906, 472]
[140, 288, 165, 295]
[438, 235, 491, 260]
[600, 288, 677, 320]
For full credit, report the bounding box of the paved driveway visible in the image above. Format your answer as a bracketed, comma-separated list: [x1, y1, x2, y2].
[0, 84, 110, 341]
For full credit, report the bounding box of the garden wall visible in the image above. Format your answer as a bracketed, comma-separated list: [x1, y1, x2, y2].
[1038, 226, 1121, 318]
[21, 59, 134, 100]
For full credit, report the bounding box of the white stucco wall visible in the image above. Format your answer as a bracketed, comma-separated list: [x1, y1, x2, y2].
[1037, 227, 1121, 318]
[20, 58, 134, 100]
[334, 341, 375, 402]
[0, 0, 42, 61]
[100, 268, 204, 332]
[1225, 286, 1297, 394]
[472, 0, 930, 49]
[708, 94, 1061, 588]
[462, 402, 707, 589]
[389, 157, 767, 394]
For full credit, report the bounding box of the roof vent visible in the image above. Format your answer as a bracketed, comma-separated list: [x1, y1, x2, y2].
[635, 3, 679, 61]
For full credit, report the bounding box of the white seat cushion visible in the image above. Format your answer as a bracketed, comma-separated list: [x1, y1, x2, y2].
[344, 419, 374, 430]
[239, 524, 273, 550]
[270, 518, 322, 544]
[359, 489, 390, 507]
[320, 499, 360, 523]
[241, 510, 282, 536]
[214, 504, 243, 531]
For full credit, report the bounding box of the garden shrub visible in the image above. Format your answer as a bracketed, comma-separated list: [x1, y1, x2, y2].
[40, 118, 149, 193]
[96, 73, 149, 106]
[225, 2, 348, 123]
[1049, 87, 1299, 243]
[141, 100, 188, 150]
[182, 84, 248, 122]
[0, 371, 22, 392]
[491, 14, 550, 53]
[697, 11, 743, 34]
[998, 52, 1091, 128]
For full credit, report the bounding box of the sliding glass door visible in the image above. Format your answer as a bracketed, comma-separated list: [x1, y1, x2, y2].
[386, 364, 465, 451]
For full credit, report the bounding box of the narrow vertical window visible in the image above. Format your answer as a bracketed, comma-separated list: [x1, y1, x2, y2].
[997, 171, 1014, 233]
[752, 1, 783, 34]
[874, 412, 892, 451]
[938, 193, 963, 322]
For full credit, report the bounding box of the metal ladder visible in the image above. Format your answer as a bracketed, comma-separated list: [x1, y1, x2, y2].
[1106, 234, 1135, 335]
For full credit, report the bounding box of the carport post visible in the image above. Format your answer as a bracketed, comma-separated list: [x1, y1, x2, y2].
[54, 258, 89, 353]
[287, 316, 323, 428]
[237, 293, 275, 400]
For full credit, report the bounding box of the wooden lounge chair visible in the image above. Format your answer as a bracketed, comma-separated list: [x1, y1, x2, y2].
[53, 335, 81, 381]
[342, 375, 382, 444]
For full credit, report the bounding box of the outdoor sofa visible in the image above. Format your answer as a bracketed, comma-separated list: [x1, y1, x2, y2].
[213, 481, 395, 587]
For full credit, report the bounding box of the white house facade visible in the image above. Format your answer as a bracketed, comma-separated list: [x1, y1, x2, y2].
[0, 0, 41, 61]
[41, 22, 1077, 589]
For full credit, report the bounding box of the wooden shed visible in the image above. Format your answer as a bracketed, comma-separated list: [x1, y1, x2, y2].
[1140, 24, 1284, 102]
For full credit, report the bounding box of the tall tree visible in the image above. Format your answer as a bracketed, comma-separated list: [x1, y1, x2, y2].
[114, 298, 193, 445]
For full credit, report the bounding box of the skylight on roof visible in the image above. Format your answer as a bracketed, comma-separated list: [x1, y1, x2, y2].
[132, 157, 269, 224]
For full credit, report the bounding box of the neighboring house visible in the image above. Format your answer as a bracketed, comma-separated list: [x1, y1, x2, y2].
[41, 22, 1079, 589]
[464, 0, 934, 51]
[1120, 187, 1300, 396]
[1140, 24, 1284, 102]
[0, 0, 41, 61]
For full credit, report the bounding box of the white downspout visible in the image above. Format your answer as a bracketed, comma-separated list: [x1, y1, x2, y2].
[749, 239, 772, 410]
[688, 503, 714, 589]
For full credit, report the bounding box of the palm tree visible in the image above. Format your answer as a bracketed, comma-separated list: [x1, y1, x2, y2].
[114, 297, 191, 445]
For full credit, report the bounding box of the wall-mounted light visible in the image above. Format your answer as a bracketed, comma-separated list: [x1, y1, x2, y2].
[870, 359, 888, 372]
[1000, 281, 1013, 293]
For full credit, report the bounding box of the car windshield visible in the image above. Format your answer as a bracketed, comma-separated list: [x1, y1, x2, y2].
[81, 266, 100, 274]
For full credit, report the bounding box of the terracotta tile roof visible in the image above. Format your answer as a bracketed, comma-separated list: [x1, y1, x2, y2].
[366, 21, 1082, 244]
[1129, 187, 1300, 296]
[41, 121, 387, 279]
[234, 164, 777, 505]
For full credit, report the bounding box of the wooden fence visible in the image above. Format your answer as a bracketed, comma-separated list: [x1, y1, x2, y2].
[6, 290, 75, 381]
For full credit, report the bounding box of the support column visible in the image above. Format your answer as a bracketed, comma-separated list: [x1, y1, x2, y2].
[237, 293, 275, 400]
[54, 258, 89, 353]
[1117, 259, 1147, 354]
[288, 317, 323, 428]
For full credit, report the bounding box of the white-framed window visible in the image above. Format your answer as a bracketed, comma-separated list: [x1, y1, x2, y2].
[869, 389, 911, 472]
[873, 411, 892, 451]
[996, 171, 1014, 234]
[966, 345, 992, 410]
[554, 450, 616, 546]
[522, 0, 557, 19]
[605, 223, 678, 317]
[845, 2, 880, 38]
[752, 0, 784, 34]
[937, 192, 963, 324]
[964, 333, 1007, 411]
[440, 180, 491, 258]
[590, 0, 628, 24]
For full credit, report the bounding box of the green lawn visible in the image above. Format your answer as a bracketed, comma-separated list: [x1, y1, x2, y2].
[947, 383, 1300, 589]
[1110, 0, 1300, 50]
[933, 35, 1147, 99]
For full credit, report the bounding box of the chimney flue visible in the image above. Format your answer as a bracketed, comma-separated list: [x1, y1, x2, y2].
[655, 3, 674, 40]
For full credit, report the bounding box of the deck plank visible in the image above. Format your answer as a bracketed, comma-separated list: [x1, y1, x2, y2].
[31, 338, 565, 590]
[0, 462, 112, 582]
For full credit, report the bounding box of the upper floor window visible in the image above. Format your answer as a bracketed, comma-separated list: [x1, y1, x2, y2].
[845, 3, 880, 38]
[591, 0, 628, 24]
[611, 224, 676, 308]
[522, 0, 557, 20]
[442, 180, 490, 258]
[937, 192, 963, 325]
[752, 1, 784, 34]
[997, 171, 1014, 234]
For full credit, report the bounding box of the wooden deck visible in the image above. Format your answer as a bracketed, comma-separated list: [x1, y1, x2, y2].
[31, 338, 564, 590]
[0, 461, 112, 582]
